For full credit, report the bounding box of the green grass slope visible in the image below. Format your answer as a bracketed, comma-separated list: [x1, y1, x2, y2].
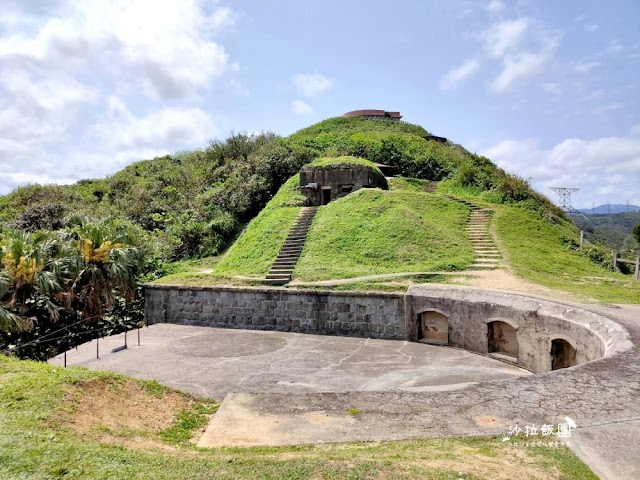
[493, 205, 640, 303]
[294, 189, 474, 281]
[206, 175, 474, 282]
[0, 356, 598, 479]
[212, 175, 306, 278]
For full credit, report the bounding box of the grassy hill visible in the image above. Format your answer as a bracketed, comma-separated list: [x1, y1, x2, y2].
[1, 115, 638, 303]
[211, 176, 474, 281]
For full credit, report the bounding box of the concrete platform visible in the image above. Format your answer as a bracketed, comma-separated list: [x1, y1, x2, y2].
[48, 293, 640, 479]
[49, 324, 529, 399]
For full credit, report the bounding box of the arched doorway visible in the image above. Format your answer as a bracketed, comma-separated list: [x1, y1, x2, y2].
[551, 339, 577, 370]
[417, 310, 449, 344]
[488, 321, 518, 358]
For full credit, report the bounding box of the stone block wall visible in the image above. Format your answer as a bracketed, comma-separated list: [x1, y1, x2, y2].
[145, 284, 406, 340]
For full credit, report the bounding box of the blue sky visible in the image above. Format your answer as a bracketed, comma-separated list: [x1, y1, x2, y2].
[1, 0, 639, 208]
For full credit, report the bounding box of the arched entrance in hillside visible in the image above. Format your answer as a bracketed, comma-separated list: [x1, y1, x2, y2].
[417, 310, 449, 345]
[551, 339, 577, 370]
[487, 320, 518, 358]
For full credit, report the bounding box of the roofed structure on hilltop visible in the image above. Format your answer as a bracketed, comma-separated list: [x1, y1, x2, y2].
[343, 109, 402, 121]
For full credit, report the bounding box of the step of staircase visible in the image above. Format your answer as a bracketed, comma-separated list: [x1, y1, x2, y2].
[469, 264, 499, 270]
[443, 194, 502, 272]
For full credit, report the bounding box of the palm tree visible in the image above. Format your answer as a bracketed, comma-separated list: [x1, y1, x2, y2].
[2, 230, 60, 321]
[0, 269, 31, 332]
[62, 216, 142, 321]
[0, 230, 60, 332]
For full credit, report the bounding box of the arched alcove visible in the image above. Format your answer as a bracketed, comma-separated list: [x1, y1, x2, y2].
[488, 320, 518, 358]
[417, 310, 449, 345]
[551, 338, 578, 370]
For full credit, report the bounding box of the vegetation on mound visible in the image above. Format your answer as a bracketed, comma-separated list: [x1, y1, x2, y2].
[289, 116, 431, 138]
[493, 205, 640, 303]
[304, 155, 383, 171]
[212, 176, 304, 277]
[0, 356, 597, 479]
[0, 133, 315, 261]
[209, 179, 474, 281]
[294, 189, 474, 281]
[388, 176, 432, 192]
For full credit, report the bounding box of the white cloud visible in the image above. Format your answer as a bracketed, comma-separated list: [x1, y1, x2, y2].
[490, 36, 559, 92]
[482, 130, 640, 207]
[209, 6, 235, 31]
[291, 100, 313, 115]
[485, 0, 505, 14]
[0, 1, 234, 194]
[91, 97, 217, 149]
[586, 24, 598, 32]
[573, 60, 600, 73]
[480, 18, 529, 58]
[607, 40, 624, 54]
[439, 58, 480, 91]
[541, 82, 561, 94]
[291, 72, 334, 97]
[0, 0, 234, 101]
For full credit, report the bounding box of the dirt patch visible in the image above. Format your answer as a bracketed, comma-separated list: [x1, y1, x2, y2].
[448, 269, 576, 301]
[51, 377, 203, 450]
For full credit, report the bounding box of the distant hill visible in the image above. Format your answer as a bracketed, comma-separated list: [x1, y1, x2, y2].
[572, 211, 640, 253]
[578, 204, 640, 214]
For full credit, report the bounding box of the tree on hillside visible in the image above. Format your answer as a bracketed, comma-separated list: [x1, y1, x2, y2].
[0, 218, 142, 338]
[1, 230, 61, 332]
[634, 223, 640, 243]
[60, 216, 143, 321]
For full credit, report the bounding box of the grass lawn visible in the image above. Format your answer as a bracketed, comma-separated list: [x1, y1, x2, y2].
[294, 189, 474, 281]
[0, 356, 597, 479]
[388, 176, 432, 193]
[493, 205, 640, 303]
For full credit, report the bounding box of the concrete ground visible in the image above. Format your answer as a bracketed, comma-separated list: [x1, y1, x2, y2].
[49, 324, 528, 399]
[49, 297, 640, 480]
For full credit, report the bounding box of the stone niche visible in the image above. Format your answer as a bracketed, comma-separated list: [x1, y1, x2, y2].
[299, 163, 388, 206]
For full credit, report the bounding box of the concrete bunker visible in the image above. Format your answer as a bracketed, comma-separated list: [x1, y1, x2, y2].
[299, 157, 388, 206]
[404, 285, 632, 373]
[487, 320, 518, 359]
[551, 338, 578, 370]
[417, 309, 449, 345]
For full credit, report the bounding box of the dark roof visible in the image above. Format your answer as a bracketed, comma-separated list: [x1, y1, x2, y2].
[343, 109, 402, 119]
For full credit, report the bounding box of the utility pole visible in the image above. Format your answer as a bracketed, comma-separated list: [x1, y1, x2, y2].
[550, 187, 587, 219]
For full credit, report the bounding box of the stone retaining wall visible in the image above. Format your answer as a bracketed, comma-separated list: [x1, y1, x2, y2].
[145, 284, 406, 340]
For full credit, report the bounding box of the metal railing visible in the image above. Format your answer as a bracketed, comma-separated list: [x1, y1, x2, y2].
[1, 311, 145, 366]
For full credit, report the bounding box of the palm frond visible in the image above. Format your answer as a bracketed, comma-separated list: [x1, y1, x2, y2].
[0, 305, 33, 333]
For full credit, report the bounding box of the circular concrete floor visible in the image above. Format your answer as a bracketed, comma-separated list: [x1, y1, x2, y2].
[50, 324, 530, 400]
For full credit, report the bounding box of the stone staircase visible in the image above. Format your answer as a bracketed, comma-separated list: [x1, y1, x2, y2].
[265, 207, 318, 285]
[444, 195, 501, 270]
